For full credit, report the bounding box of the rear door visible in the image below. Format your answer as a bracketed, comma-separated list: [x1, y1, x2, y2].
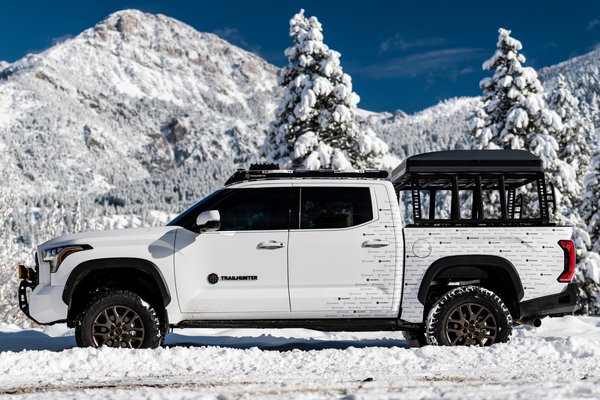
[287, 183, 398, 318]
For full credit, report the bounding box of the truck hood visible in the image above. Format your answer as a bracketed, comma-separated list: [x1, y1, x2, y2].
[39, 226, 179, 250]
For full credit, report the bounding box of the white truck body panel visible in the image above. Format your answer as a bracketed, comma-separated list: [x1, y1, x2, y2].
[401, 226, 571, 323]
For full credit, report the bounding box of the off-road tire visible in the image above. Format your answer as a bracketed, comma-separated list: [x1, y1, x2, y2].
[425, 286, 512, 346]
[75, 289, 163, 349]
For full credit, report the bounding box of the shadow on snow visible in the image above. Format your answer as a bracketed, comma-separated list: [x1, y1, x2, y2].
[164, 333, 409, 351]
[0, 329, 76, 352]
[0, 330, 409, 352]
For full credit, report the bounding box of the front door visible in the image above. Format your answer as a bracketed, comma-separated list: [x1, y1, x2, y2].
[174, 186, 291, 315]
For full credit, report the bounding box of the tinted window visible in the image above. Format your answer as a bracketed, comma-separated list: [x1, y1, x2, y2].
[300, 187, 373, 229]
[215, 188, 290, 231]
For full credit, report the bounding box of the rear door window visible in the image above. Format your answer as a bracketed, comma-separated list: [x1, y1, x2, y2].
[299, 187, 373, 229]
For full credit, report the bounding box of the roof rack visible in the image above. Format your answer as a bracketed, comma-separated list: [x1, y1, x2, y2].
[224, 169, 389, 186]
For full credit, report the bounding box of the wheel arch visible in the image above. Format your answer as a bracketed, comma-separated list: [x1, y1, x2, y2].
[63, 258, 171, 326]
[417, 255, 524, 308]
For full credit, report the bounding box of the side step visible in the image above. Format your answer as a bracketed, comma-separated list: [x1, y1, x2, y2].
[175, 318, 405, 332]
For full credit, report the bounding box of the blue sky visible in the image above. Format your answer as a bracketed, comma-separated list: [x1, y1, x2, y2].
[1, 1, 599, 113]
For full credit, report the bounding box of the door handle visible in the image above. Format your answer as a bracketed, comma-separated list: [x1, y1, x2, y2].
[362, 239, 390, 248]
[257, 240, 285, 249]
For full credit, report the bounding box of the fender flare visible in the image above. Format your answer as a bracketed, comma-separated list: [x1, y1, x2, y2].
[417, 255, 524, 304]
[62, 257, 172, 307]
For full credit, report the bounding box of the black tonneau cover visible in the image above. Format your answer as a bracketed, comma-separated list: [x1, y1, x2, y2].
[391, 150, 543, 188]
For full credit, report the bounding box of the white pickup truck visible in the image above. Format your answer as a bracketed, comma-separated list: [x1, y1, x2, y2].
[18, 150, 578, 348]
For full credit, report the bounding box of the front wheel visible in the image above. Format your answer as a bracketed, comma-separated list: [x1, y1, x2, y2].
[425, 286, 512, 346]
[75, 290, 163, 349]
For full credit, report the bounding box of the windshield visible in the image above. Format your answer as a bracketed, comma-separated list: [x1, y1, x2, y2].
[167, 189, 224, 227]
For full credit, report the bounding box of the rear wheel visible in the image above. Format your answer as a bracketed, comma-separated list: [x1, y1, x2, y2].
[75, 290, 163, 349]
[425, 286, 512, 346]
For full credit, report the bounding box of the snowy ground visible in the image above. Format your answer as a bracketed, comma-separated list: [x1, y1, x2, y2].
[0, 317, 599, 399]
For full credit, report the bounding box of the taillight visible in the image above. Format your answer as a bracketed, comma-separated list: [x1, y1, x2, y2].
[557, 240, 575, 282]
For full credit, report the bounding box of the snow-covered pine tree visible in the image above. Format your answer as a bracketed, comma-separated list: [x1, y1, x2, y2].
[577, 149, 600, 313]
[264, 9, 390, 170]
[474, 28, 562, 149]
[584, 152, 600, 253]
[471, 29, 600, 311]
[548, 74, 593, 180]
[575, 71, 600, 128]
[471, 28, 578, 212]
[469, 100, 487, 147]
[546, 76, 600, 313]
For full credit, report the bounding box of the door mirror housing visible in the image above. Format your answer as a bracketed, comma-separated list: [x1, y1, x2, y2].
[196, 210, 220, 232]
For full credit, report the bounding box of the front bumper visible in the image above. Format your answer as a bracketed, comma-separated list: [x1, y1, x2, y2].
[519, 283, 579, 320]
[18, 279, 41, 324]
[18, 264, 40, 323]
[18, 264, 67, 325]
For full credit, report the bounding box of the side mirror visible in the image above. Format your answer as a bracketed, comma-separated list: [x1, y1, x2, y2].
[196, 210, 220, 232]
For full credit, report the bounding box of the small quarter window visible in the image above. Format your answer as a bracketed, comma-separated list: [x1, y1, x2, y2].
[300, 187, 373, 229]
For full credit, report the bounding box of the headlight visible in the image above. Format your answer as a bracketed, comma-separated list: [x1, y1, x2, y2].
[42, 245, 92, 273]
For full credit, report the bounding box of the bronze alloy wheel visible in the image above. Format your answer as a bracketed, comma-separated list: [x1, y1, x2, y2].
[425, 286, 512, 346]
[76, 290, 163, 349]
[91, 305, 146, 348]
[444, 302, 497, 346]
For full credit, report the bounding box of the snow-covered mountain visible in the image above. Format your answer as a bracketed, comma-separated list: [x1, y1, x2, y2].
[1, 9, 599, 325]
[538, 49, 600, 128]
[357, 97, 478, 159]
[0, 10, 278, 200]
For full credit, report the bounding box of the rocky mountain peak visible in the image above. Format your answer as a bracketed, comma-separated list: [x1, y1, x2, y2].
[0, 9, 281, 198]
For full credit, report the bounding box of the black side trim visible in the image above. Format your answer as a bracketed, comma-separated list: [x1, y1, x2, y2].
[176, 318, 402, 332]
[519, 283, 579, 319]
[417, 255, 524, 304]
[62, 258, 171, 307]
